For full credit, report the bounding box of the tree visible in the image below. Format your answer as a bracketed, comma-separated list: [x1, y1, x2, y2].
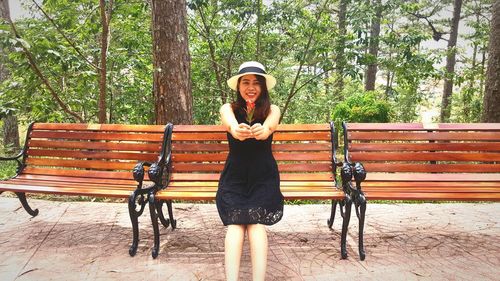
[364, 0, 382, 91]
[482, 0, 500, 122]
[440, 0, 463, 122]
[152, 0, 193, 124]
[334, 0, 348, 98]
[1, 0, 20, 154]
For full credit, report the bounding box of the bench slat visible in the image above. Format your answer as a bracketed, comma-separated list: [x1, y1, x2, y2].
[346, 123, 500, 131]
[30, 131, 164, 142]
[349, 142, 500, 152]
[172, 132, 331, 141]
[171, 143, 331, 152]
[172, 124, 330, 132]
[362, 163, 500, 173]
[171, 152, 332, 162]
[23, 167, 132, 180]
[350, 152, 500, 162]
[361, 191, 500, 201]
[349, 131, 500, 141]
[15, 174, 138, 185]
[29, 140, 162, 152]
[27, 149, 158, 161]
[365, 173, 500, 181]
[0, 182, 132, 198]
[172, 163, 332, 172]
[170, 173, 334, 181]
[33, 123, 166, 132]
[26, 158, 138, 170]
[155, 190, 343, 201]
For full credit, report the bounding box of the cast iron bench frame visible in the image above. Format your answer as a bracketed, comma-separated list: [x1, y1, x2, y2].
[0, 122, 170, 256]
[341, 122, 500, 260]
[130, 123, 357, 259]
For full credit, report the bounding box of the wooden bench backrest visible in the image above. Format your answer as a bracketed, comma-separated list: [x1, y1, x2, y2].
[23, 123, 167, 181]
[344, 123, 500, 181]
[170, 124, 337, 184]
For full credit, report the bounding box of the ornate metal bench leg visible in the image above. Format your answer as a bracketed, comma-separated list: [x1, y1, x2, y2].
[156, 200, 171, 228]
[340, 197, 352, 259]
[358, 198, 366, 261]
[128, 191, 140, 256]
[15, 192, 39, 217]
[327, 199, 337, 229]
[166, 200, 176, 229]
[149, 193, 161, 259]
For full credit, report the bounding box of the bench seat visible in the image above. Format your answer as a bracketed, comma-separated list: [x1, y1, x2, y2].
[137, 123, 350, 259]
[341, 122, 500, 260]
[0, 122, 169, 256]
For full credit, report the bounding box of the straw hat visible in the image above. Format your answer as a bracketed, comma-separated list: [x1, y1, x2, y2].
[227, 61, 276, 91]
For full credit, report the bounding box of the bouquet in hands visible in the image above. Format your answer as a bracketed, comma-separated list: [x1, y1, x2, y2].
[245, 100, 255, 123]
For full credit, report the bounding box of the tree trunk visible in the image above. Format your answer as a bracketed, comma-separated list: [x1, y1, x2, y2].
[152, 0, 193, 125]
[364, 0, 382, 91]
[256, 0, 262, 61]
[1, 0, 20, 154]
[440, 0, 463, 122]
[481, 0, 500, 122]
[334, 0, 348, 99]
[98, 0, 112, 123]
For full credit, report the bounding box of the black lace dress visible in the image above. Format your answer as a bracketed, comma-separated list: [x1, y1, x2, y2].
[216, 113, 284, 226]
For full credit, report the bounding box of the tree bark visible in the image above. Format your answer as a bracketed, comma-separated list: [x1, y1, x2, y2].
[1, 0, 20, 154]
[440, 0, 463, 122]
[334, 0, 348, 99]
[98, 0, 112, 123]
[364, 0, 382, 91]
[152, 0, 193, 125]
[481, 0, 500, 122]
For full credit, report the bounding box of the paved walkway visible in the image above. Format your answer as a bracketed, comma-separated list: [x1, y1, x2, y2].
[0, 196, 499, 281]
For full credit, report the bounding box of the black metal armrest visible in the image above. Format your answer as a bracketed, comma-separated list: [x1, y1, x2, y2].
[132, 161, 153, 189]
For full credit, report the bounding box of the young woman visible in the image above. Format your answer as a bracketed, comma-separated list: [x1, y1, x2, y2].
[216, 61, 284, 281]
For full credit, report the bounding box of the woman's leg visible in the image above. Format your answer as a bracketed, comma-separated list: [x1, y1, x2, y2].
[247, 224, 268, 281]
[225, 224, 246, 281]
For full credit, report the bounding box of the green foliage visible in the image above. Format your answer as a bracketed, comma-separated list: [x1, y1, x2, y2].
[332, 91, 391, 122]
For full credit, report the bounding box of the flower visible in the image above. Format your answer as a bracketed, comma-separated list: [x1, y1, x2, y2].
[245, 100, 255, 123]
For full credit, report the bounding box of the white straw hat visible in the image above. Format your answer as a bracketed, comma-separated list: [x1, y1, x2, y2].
[227, 61, 276, 91]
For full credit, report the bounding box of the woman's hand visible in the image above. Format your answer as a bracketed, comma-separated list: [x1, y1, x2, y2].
[250, 123, 271, 140]
[230, 123, 253, 141]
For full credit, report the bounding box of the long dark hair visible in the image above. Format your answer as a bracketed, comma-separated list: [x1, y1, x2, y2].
[231, 75, 271, 122]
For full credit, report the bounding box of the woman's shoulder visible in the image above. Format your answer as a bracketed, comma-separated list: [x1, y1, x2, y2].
[270, 104, 280, 112]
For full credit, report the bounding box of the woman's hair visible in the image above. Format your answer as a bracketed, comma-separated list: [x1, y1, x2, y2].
[231, 75, 271, 122]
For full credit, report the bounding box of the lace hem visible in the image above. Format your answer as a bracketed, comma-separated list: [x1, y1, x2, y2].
[221, 206, 283, 226]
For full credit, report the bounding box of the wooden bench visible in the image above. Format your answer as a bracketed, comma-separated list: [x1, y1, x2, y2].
[341, 122, 500, 260]
[0, 122, 169, 256]
[133, 123, 351, 258]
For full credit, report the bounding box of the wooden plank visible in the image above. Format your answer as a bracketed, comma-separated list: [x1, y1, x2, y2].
[29, 140, 162, 152]
[30, 131, 164, 142]
[171, 143, 331, 152]
[365, 173, 500, 182]
[362, 163, 500, 173]
[26, 158, 137, 170]
[15, 174, 139, 185]
[33, 123, 166, 133]
[349, 142, 500, 152]
[360, 181, 500, 187]
[172, 152, 331, 162]
[155, 190, 343, 200]
[361, 191, 500, 201]
[168, 181, 335, 187]
[170, 173, 334, 181]
[172, 124, 330, 132]
[172, 132, 331, 141]
[349, 152, 500, 162]
[361, 186, 500, 193]
[349, 132, 500, 141]
[23, 167, 132, 180]
[0, 183, 132, 198]
[346, 123, 500, 131]
[172, 163, 332, 172]
[27, 149, 159, 161]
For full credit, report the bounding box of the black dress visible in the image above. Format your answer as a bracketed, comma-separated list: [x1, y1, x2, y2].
[216, 112, 284, 226]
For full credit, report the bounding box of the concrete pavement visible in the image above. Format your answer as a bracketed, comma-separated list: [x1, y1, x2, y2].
[0, 196, 499, 280]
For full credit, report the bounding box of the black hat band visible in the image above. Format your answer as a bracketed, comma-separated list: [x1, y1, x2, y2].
[238, 66, 266, 75]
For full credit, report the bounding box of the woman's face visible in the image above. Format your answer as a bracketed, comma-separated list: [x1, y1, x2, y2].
[238, 74, 262, 103]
